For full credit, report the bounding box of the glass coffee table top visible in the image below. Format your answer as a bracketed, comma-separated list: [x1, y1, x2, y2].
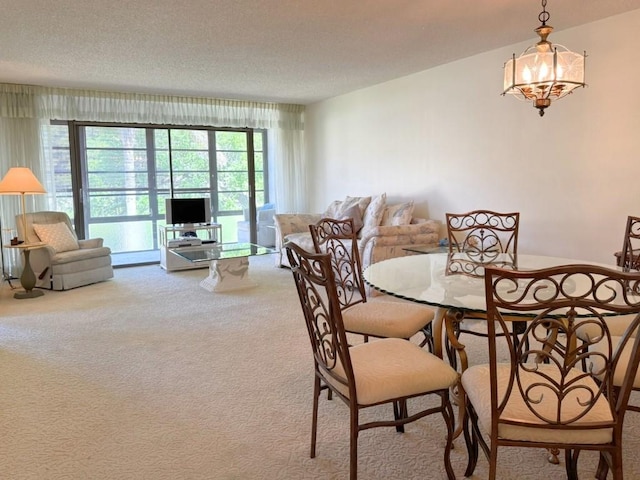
[172, 242, 276, 263]
[171, 242, 277, 293]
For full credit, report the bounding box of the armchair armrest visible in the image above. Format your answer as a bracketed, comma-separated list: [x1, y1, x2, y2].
[79, 238, 104, 249]
[274, 213, 322, 267]
[257, 208, 276, 224]
[274, 213, 322, 237]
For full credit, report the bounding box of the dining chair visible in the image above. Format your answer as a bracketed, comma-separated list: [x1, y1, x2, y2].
[615, 215, 640, 270]
[308, 217, 437, 349]
[461, 263, 640, 480]
[446, 209, 519, 260]
[575, 215, 640, 465]
[576, 215, 640, 371]
[284, 241, 458, 480]
[445, 210, 525, 355]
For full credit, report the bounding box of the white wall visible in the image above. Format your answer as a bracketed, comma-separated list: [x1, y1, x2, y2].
[305, 9, 640, 264]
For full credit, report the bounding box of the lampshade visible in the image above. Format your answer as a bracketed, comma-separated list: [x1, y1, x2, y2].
[502, 0, 586, 117]
[0, 166, 46, 244]
[0, 167, 46, 194]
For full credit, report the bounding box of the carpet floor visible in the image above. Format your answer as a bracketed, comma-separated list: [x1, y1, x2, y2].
[1, 255, 639, 479]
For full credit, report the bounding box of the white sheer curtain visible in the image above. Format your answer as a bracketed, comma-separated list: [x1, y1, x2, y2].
[0, 115, 48, 276]
[0, 83, 306, 219]
[270, 126, 308, 213]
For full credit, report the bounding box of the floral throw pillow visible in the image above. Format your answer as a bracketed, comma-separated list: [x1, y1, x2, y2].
[362, 193, 386, 230]
[32, 222, 80, 253]
[339, 204, 364, 233]
[381, 201, 414, 226]
[339, 195, 372, 218]
[323, 200, 343, 218]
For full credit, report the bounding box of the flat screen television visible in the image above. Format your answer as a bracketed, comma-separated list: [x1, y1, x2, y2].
[165, 198, 211, 226]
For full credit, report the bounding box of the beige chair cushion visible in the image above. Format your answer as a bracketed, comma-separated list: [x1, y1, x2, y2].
[32, 222, 79, 253]
[576, 314, 637, 341]
[589, 335, 640, 388]
[462, 363, 613, 445]
[342, 299, 434, 339]
[328, 338, 458, 406]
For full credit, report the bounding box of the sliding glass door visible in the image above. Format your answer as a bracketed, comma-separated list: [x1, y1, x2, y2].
[43, 122, 269, 266]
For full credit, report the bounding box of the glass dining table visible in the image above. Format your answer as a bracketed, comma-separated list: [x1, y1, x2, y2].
[363, 251, 619, 359]
[363, 251, 625, 454]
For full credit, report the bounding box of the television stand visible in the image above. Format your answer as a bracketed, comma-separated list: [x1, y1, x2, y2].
[181, 223, 198, 238]
[159, 223, 222, 271]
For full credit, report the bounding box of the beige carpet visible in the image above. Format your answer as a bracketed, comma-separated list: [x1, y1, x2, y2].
[1, 255, 639, 480]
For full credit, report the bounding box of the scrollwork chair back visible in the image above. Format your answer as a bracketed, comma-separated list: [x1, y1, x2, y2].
[285, 241, 354, 395]
[619, 215, 640, 271]
[446, 210, 519, 259]
[309, 218, 366, 310]
[284, 240, 457, 480]
[463, 263, 640, 479]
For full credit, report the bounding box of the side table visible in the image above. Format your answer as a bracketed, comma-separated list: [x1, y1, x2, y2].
[4, 242, 46, 299]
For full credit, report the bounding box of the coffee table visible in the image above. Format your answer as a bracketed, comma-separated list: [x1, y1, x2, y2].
[171, 242, 276, 292]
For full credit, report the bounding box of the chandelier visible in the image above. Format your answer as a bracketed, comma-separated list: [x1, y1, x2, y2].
[502, 0, 586, 117]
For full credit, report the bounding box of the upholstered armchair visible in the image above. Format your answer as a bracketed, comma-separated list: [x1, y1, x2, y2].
[16, 211, 113, 290]
[236, 205, 276, 247]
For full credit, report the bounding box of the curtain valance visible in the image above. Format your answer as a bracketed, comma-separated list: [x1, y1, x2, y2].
[0, 83, 304, 130]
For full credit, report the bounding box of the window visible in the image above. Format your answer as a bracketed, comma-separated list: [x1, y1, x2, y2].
[44, 122, 269, 266]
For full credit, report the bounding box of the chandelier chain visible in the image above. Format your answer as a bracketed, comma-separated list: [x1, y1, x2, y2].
[538, 0, 550, 26]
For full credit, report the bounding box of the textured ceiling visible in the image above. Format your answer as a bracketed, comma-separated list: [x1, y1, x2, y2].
[2, 0, 640, 105]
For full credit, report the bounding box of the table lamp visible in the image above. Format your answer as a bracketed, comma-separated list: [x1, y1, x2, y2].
[0, 166, 46, 244]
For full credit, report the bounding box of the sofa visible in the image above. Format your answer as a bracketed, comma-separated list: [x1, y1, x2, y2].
[274, 194, 440, 270]
[17, 211, 114, 291]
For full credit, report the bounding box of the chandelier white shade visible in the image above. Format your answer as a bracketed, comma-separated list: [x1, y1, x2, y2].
[503, 1, 586, 117]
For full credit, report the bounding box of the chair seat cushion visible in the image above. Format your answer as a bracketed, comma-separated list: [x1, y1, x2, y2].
[329, 338, 458, 406]
[589, 335, 640, 388]
[462, 363, 613, 445]
[342, 299, 434, 339]
[52, 246, 112, 265]
[576, 314, 638, 341]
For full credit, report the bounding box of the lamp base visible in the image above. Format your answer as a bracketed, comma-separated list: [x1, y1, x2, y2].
[14, 289, 44, 299]
[16, 249, 45, 300]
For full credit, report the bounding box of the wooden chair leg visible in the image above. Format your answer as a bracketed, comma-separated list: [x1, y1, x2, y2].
[311, 377, 320, 458]
[596, 452, 609, 480]
[442, 392, 456, 480]
[611, 448, 624, 480]
[463, 405, 479, 478]
[596, 452, 610, 480]
[565, 449, 580, 480]
[488, 446, 499, 480]
[349, 408, 359, 480]
[393, 400, 406, 433]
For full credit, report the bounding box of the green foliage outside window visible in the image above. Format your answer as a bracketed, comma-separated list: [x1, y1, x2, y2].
[47, 123, 268, 232]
